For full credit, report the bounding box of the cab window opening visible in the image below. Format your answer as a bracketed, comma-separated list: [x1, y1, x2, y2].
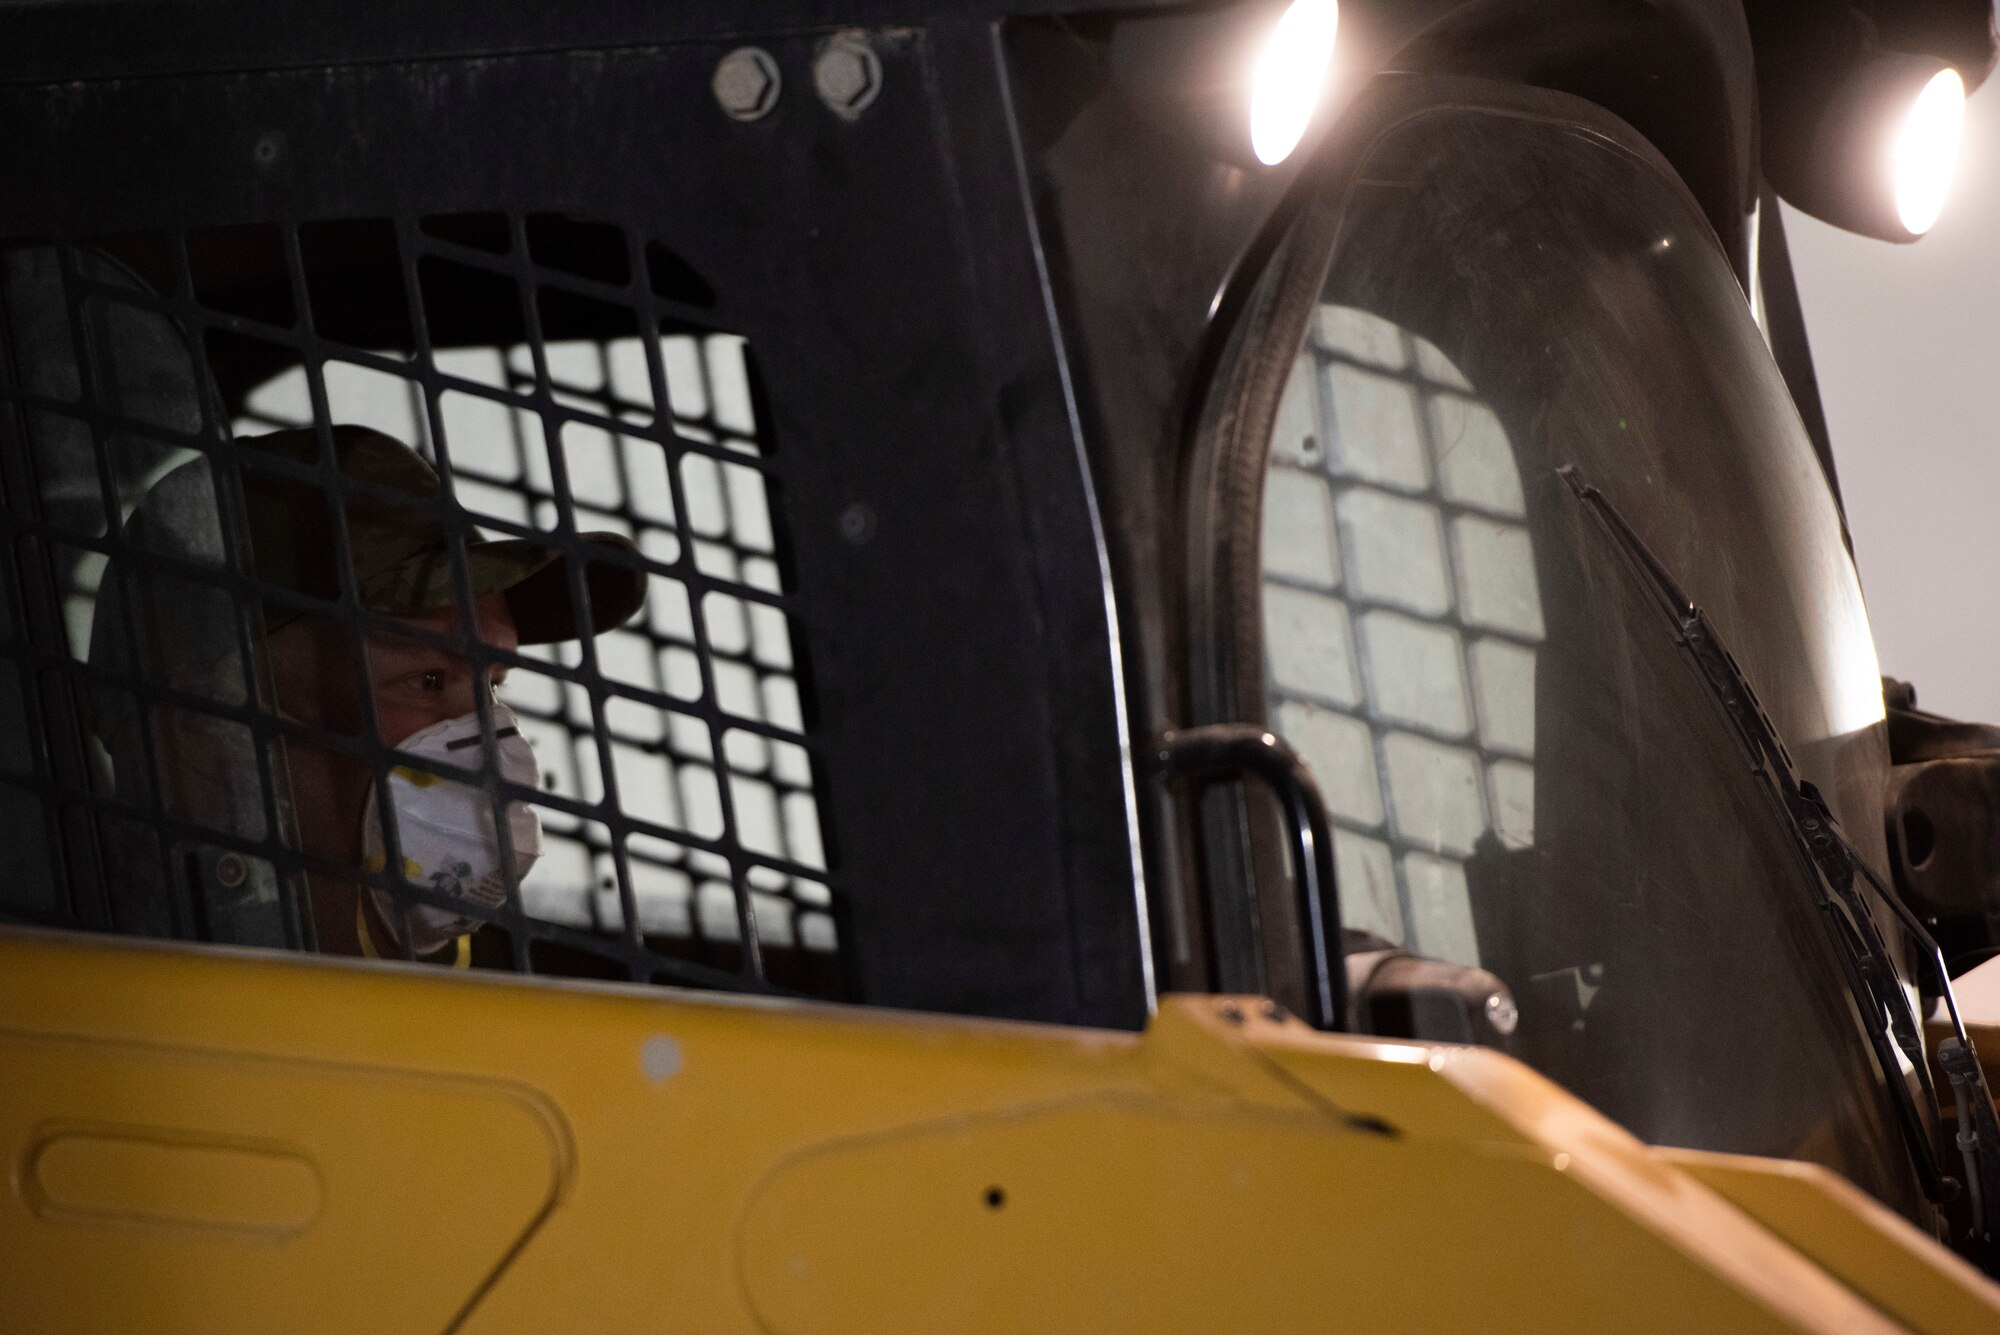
[0, 217, 843, 999]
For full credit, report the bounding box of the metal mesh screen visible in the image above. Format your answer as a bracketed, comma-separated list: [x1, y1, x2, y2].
[0, 217, 841, 996]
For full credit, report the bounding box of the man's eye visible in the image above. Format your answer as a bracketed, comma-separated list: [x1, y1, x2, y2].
[419, 670, 445, 693]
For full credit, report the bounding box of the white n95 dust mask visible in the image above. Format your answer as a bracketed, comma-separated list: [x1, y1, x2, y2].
[361, 702, 544, 955]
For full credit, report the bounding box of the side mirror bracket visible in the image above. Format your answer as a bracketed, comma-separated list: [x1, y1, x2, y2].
[1882, 677, 2000, 976]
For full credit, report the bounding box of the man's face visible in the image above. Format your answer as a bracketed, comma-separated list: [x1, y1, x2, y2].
[266, 590, 520, 953]
[356, 593, 519, 750]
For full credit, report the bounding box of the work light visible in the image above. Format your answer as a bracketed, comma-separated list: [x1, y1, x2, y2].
[1248, 0, 1341, 166]
[1763, 50, 1969, 242]
[1111, 0, 1343, 170]
[1892, 67, 1965, 235]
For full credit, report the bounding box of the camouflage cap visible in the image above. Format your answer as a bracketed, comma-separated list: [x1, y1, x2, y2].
[239, 425, 646, 645]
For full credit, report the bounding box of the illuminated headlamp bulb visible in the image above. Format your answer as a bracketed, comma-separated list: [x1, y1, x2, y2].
[1892, 68, 1964, 236]
[1249, 0, 1340, 166]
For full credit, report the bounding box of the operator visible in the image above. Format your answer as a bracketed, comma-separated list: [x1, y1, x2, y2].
[247, 424, 646, 963]
[88, 423, 645, 963]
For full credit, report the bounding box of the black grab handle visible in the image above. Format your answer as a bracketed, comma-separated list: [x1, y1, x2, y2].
[1154, 724, 1348, 1033]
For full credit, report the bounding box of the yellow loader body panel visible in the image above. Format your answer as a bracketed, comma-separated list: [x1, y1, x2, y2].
[3, 926, 1996, 1333]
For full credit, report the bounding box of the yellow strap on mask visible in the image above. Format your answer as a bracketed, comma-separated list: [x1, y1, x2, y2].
[356, 898, 471, 970]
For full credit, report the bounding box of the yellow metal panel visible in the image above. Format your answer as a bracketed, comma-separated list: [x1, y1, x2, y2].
[0, 1027, 566, 1335]
[26, 1127, 322, 1236]
[738, 1097, 1857, 1334]
[0, 928, 1991, 1332]
[1664, 1148, 2000, 1335]
[0, 930, 1155, 1335]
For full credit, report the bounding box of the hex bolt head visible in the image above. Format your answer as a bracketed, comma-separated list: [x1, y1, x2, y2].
[813, 32, 882, 119]
[838, 502, 876, 545]
[714, 47, 781, 122]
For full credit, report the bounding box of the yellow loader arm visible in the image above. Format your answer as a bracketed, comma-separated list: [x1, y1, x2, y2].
[2, 925, 1995, 1333]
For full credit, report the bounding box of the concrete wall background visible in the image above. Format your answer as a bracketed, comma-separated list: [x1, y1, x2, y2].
[1784, 86, 2000, 727]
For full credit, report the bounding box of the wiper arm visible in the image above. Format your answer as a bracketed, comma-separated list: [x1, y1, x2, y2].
[1558, 464, 2000, 1263]
[1844, 812, 2000, 1265]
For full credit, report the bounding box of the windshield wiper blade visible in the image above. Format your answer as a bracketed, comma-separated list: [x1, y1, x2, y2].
[1558, 464, 2000, 1261]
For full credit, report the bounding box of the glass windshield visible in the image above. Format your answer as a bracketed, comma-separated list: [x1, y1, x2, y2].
[1254, 105, 1918, 1209]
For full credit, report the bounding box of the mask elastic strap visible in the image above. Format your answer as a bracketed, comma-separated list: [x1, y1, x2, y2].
[355, 897, 471, 970]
